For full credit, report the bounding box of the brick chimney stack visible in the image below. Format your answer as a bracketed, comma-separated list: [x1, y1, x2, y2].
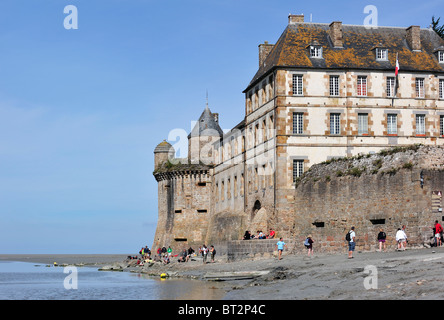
[329, 21, 343, 48]
[406, 25, 421, 51]
[258, 41, 274, 67]
[288, 14, 304, 25]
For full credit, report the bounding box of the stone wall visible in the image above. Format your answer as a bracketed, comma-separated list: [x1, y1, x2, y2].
[293, 145, 444, 253]
[226, 239, 296, 262]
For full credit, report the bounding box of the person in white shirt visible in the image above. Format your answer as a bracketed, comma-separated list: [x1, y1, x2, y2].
[348, 227, 356, 259]
[396, 227, 407, 251]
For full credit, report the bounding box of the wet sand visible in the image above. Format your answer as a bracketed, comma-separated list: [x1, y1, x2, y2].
[3, 247, 444, 300]
[0, 254, 131, 266]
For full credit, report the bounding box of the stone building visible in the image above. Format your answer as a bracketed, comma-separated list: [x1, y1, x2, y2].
[152, 14, 444, 253]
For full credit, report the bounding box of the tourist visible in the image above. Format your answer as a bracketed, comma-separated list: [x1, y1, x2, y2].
[377, 229, 387, 252]
[304, 235, 314, 256]
[187, 247, 195, 260]
[202, 245, 208, 264]
[347, 227, 356, 259]
[167, 246, 172, 258]
[243, 231, 252, 240]
[396, 227, 407, 251]
[157, 247, 162, 259]
[268, 228, 275, 239]
[433, 220, 443, 247]
[275, 238, 287, 260]
[210, 245, 216, 263]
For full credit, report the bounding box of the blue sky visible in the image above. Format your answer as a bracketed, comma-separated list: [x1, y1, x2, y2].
[0, 0, 442, 254]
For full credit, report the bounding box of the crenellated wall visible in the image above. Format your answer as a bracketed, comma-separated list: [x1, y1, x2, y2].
[292, 145, 444, 253]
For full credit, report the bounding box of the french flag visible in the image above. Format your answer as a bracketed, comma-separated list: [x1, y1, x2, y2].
[394, 53, 399, 97]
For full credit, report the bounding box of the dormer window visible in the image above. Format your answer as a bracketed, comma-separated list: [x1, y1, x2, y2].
[310, 45, 323, 58]
[439, 51, 444, 63]
[376, 48, 388, 61]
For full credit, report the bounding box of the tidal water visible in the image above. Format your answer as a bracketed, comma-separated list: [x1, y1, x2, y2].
[0, 261, 226, 300]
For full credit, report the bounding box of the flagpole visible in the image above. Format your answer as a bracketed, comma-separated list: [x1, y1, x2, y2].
[393, 52, 399, 107]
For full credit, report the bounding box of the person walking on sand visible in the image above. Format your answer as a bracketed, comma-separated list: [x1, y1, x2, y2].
[347, 227, 356, 259]
[433, 220, 443, 247]
[377, 228, 387, 252]
[209, 245, 216, 263]
[396, 227, 407, 251]
[275, 238, 287, 260]
[201, 245, 208, 264]
[304, 235, 314, 256]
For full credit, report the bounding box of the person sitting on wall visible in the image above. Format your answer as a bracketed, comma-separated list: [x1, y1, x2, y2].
[267, 229, 275, 239]
[243, 230, 251, 240]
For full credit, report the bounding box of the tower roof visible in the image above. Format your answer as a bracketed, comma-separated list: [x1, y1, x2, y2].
[154, 140, 174, 153]
[188, 105, 224, 139]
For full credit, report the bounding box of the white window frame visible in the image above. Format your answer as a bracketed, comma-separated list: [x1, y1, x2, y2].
[330, 113, 340, 135]
[416, 114, 426, 135]
[293, 112, 304, 134]
[439, 79, 444, 99]
[293, 159, 304, 182]
[330, 75, 339, 96]
[310, 46, 323, 58]
[376, 48, 388, 61]
[386, 77, 395, 97]
[358, 113, 369, 135]
[387, 114, 398, 135]
[292, 74, 303, 96]
[416, 78, 425, 98]
[357, 76, 367, 97]
[440, 115, 444, 136]
[439, 51, 444, 63]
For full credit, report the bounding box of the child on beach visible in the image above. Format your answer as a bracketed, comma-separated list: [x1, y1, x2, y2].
[304, 235, 314, 256]
[275, 238, 287, 260]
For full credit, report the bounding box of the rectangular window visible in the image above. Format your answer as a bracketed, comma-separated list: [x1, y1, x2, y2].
[293, 160, 304, 182]
[310, 46, 322, 58]
[440, 115, 444, 136]
[292, 112, 304, 134]
[292, 74, 303, 96]
[386, 77, 395, 97]
[330, 75, 339, 96]
[440, 79, 444, 99]
[439, 51, 444, 63]
[416, 78, 425, 98]
[376, 48, 388, 61]
[330, 113, 340, 135]
[387, 114, 397, 135]
[358, 113, 368, 135]
[357, 76, 367, 96]
[416, 114, 426, 135]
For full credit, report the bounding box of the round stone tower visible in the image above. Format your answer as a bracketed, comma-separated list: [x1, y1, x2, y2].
[154, 140, 175, 170]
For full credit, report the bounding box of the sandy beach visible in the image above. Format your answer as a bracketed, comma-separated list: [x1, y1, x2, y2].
[3, 247, 444, 300]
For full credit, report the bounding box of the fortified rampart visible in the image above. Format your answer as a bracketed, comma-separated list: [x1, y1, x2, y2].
[292, 145, 444, 253]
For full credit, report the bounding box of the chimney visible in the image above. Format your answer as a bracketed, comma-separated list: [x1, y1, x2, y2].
[258, 41, 274, 67]
[288, 14, 304, 25]
[329, 21, 343, 48]
[406, 25, 421, 51]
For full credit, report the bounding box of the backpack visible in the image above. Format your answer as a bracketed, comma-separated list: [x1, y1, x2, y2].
[304, 238, 310, 246]
[345, 231, 351, 242]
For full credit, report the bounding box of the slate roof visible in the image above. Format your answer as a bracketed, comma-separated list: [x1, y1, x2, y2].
[188, 105, 224, 138]
[245, 23, 444, 92]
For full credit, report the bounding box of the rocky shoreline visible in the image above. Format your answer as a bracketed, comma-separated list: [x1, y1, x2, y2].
[4, 247, 444, 300]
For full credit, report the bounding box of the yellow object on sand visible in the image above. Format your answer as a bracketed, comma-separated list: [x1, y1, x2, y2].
[160, 273, 167, 278]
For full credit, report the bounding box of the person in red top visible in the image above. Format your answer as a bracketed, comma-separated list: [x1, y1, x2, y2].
[268, 229, 275, 239]
[434, 220, 443, 247]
